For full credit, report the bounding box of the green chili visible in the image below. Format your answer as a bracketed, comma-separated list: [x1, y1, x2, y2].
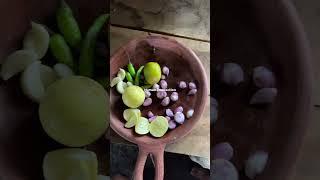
[126, 72, 133, 83]
[79, 14, 109, 77]
[56, 0, 82, 48]
[127, 63, 136, 78]
[134, 66, 144, 86]
[49, 34, 74, 69]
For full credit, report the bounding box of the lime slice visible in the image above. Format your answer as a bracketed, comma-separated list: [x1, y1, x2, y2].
[53, 63, 74, 78]
[117, 68, 126, 80]
[149, 116, 169, 138]
[43, 148, 98, 180]
[21, 61, 45, 102]
[123, 109, 141, 121]
[23, 22, 50, 59]
[40, 65, 58, 88]
[127, 82, 133, 86]
[110, 77, 121, 87]
[116, 81, 128, 94]
[1, 50, 38, 80]
[124, 113, 139, 128]
[135, 117, 150, 135]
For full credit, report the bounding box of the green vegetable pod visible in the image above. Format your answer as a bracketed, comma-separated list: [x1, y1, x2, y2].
[79, 14, 109, 77]
[126, 72, 133, 83]
[134, 66, 144, 86]
[128, 63, 136, 78]
[56, 0, 82, 48]
[49, 34, 74, 69]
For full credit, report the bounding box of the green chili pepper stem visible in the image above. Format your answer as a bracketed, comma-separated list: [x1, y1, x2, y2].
[126, 72, 133, 83]
[134, 66, 144, 86]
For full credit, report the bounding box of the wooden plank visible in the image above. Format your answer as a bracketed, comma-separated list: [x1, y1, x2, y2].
[110, 26, 210, 158]
[293, 107, 320, 180]
[110, 0, 210, 41]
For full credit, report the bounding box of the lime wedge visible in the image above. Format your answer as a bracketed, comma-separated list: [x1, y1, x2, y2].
[1, 50, 38, 80]
[149, 116, 169, 138]
[135, 117, 150, 135]
[117, 68, 126, 80]
[40, 65, 58, 88]
[53, 63, 74, 78]
[124, 113, 139, 128]
[116, 81, 128, 94]
[21, 61, 45, 102]
[110, 76, 121, 87]
[23, 22, 50, 59]
[123, 109, 141, 121]
[43, 148, 98, 180]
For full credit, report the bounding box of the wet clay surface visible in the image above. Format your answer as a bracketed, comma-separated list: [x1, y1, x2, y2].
[213, 0, 312, 179]
[0, 0, 108, 179]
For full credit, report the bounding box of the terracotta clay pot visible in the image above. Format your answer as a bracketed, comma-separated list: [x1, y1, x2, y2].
[213, 0, 312, 179]
[110, 36, 209, 180]
[0, 0, 108, 179]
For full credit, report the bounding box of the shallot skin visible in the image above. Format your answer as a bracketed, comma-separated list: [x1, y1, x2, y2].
[213, 142, 234, 160]
[253, 66, 275, 88]
[245, 151, 269, 179]
[220, 63, 244, 86]
[250, 88, 277, 105]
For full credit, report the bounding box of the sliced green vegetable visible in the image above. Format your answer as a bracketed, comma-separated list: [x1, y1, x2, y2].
[79, 14, 109, 77]
[134, 66, 144, 86]
[56, 0, 82, 48]
[125, 72, 133, 82]
[110, 77, 121, 87]
[49, 34, 74, 69]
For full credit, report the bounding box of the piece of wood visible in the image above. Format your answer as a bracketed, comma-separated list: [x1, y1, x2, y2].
[110, 0, 210, 41]
[110, 26, 210, 158]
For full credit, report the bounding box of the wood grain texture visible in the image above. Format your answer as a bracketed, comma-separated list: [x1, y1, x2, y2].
[110, 0, 210, 41]
[110, 26, 210, 158]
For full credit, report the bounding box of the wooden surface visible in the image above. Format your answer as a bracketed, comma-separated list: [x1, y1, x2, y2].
[291, 0, 320, 179]
[110, 0, 210, 41]
[110, 26, 210, 158]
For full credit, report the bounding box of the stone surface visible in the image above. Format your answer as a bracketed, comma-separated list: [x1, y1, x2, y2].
[110, 0, 210, 41]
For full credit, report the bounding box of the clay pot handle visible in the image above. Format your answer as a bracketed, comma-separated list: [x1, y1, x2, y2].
[133, 145, 165, 180]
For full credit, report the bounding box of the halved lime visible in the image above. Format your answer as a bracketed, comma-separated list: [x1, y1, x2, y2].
[123, 109, 141, 121]
[117, 68, 126, 80]
[40, 65, 58, 88]
[21, 61, 45, 102]
[124, 113, 139, 128]
[149, 116, 169, 138]
[1, 50, 38, 80]
[43, 148, 98, 180]
[135, 117, 150, 135]
[116, 81, 127, 94]
[110, 76, 121, 87]
[23, 22, 50, 59]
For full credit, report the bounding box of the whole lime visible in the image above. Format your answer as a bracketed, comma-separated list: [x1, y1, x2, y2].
[143, 62, 161, 85]
[122, 85, 145, 108]
[39, 76, 108, 147]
